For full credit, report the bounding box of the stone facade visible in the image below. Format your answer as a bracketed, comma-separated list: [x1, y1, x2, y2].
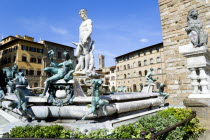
[158, 0, 210, 105]
[96, 66, 116, 92]
[109, 66, 117, 92]
[115, 43, 166, 92]
[98, 55, 105, 69]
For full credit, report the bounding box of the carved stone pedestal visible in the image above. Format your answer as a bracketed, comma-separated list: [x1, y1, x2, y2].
[180, 44, 210, 131]
[141, 83, 155, 93]
[73, 73, 109, 96]
[179, 44, 210, 95]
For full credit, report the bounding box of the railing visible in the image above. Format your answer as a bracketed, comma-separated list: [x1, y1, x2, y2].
[0, 111, 196, 140]
[141, 111, 196, 140]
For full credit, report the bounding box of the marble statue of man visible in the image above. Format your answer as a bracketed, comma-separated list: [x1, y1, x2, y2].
[73, 9, 94, 74]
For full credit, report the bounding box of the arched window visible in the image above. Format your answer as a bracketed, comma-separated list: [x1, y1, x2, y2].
[150, 58, 154, 64]
[144, 60, 147, 66]
[133, 62, 136, 68]
[127, 87, 130, 92]
[140, 84, 143, 91]
[124, 74, 127, 79]
[157, 57, 161, 63]
[34, 83, 38, 87]
[22, 54, 27, 62]
[138, 61, 141, 67]
[37, 69, 41, 76]
[7, 57, 11, 63]
[133, 84, 137, 92]
[144, 51, 146, 55]
[123, 86, 126, 92]
[124, 65, 126, 70]
[144, 70, 148, 76]
[127, 64, 130, 69]
[57, 51, 62, 59]
[29, 69, 34, 75]
[13, 56, 16, 62]
[156, 47, 160, 52]
[150, 49, 153, 54]
[118, 86, 122, 92]
[139, 71, 142, 76]
[37, 56, 42, 64]
[30, 56, 36, 63]
[117, 67, 119, 71]
[128, 73, 130, 78]
[134, 72, 136, 77]
[158, 68, 162, 74]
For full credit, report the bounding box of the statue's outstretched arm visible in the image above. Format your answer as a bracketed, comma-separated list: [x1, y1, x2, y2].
[51, 61, 59, 67]
[58, 62, 64, 67]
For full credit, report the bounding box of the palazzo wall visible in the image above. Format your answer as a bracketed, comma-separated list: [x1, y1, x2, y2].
[158, 0, 210, 105]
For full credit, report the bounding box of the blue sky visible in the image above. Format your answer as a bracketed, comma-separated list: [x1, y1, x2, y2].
[0, 0, 163, 68]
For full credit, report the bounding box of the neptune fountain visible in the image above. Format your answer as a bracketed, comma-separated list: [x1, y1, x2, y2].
[0, 9, 166, 134]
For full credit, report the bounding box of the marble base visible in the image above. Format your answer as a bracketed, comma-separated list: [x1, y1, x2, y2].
[184, 98, 210, 107]
[179, 44, 208, 57]
[141, 83, 155, 93]
[188, 94, 210, 99]
[73, 72, 86, 76]
[2, 93, 162, 120]
[0, 107, 167, 137]
[184, 98, 210, 130]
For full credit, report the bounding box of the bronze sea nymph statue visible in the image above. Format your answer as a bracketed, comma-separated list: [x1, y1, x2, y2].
[40, 49, 75, 106]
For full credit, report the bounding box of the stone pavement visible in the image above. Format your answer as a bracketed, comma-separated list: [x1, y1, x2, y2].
[0, 109, 26, 138]
[198, 130, 210, 140]
[0, 115, 9, 126]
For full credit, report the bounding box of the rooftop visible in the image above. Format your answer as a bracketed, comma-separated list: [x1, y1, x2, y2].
[115, 42, 163, 59]
[42, 40, 74, 49]
[0, 35, 74, 49]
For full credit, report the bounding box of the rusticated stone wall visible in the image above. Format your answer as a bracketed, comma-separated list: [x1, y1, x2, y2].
[158, 0, 210, 105]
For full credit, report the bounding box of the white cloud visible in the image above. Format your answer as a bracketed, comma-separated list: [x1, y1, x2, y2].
[50, 25, 68, 35]
[139, 38, 149, 43]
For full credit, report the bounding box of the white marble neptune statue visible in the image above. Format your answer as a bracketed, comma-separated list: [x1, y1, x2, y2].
[73, 9, 95, 74]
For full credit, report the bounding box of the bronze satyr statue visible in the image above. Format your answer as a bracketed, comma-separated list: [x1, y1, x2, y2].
[10, 72, 35, 120]
[82, 79, 109, 120]
[186, 9, 208, 47]
[3, 63, 19, 93]
[145, 68, 157, 84]
[158, 83, 170, 105]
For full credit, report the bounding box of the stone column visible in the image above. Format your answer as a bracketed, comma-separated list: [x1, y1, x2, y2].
[199, 68, 209, 94]
[189, 68, 199, 94]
